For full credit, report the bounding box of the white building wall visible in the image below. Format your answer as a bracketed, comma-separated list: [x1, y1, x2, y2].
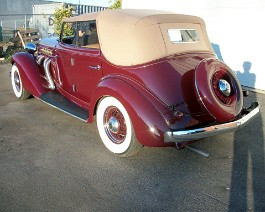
[122, 0, 265, 91]
[32, 3, 63, 37]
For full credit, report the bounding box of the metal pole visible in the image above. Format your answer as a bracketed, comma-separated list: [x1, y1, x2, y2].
[15, 20, 17, 30]
[78, 0, 80, 15]
[24, 14, 27, 30]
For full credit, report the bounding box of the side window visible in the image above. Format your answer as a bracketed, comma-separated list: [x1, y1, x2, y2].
[76, 21, 99, 49]
[61, 22, 76, 45]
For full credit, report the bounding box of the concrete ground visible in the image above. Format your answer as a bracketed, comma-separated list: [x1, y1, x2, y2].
[0, 63, 265, 211]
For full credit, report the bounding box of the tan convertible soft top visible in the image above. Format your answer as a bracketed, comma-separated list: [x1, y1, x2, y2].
[63, 9, 213, 66]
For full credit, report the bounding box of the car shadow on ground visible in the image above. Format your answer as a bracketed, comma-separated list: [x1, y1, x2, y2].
[229, 63, 265, 211]
[212, 43, 265, 210]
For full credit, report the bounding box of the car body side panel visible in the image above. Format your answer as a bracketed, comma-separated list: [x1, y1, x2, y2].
[89, 77, 176, 147]
[11, 52, 48, 98]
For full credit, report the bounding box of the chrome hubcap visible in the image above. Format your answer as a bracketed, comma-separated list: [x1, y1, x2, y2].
[14, 72, 21, 92]
[104, 107, 126, 144]
[108, 116, 119, 134]
[218, 79, 231, 97]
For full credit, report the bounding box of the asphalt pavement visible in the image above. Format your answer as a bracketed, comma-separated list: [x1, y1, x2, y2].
[0, 63, 265, 211]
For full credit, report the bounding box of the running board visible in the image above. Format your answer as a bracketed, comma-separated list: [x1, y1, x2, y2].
[40, 92, 89, 122]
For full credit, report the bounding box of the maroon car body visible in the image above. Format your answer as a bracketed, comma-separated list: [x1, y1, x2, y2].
[10, 9, 259, 156]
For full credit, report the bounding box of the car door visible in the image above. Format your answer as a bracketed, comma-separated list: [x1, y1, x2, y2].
[69, 47, 102, 103]
[56, 21, 102, 104]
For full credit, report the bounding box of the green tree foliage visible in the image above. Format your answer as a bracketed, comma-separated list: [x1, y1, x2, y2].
[109, 0, 122, 9]
[54, 5, 74, 36]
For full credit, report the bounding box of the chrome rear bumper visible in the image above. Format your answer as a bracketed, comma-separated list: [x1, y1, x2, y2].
[164, 102, 260, 143]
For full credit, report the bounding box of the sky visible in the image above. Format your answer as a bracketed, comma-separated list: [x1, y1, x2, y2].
[47, 0, 112, 7]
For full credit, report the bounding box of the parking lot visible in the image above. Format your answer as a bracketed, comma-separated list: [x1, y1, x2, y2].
[0, 63, 265, 211]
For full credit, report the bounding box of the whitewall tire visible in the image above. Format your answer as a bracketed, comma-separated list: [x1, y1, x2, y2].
[11, 64, 31, 100]
[96, 97, 142, 157]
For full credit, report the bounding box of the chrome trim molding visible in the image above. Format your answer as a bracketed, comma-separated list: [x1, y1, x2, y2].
[37, 55, 45, 65]
[218, 79, 231, 96]
[43, 58, 55, 90]
[164, 102, 260, 143]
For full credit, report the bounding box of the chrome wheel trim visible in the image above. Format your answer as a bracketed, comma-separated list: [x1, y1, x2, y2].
[103, 106, 127, 144]
[218, 79, 231, 97]
[97, 97, 132, 154]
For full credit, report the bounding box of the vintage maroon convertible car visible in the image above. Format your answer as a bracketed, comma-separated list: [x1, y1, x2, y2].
[11, 9, 259, 156]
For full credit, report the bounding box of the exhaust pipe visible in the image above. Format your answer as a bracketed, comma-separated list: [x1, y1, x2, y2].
[43, 58, 55, 90]
[37, 55, 45, 65]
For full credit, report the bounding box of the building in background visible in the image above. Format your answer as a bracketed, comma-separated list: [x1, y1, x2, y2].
[0, 0, 107, 40]
[0, 0, 50, 17]
[122, 0, 265, 91]
[31, 3, 106, 37]
[0, 0, 51, 41]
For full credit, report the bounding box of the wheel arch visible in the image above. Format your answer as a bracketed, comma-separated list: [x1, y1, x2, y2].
[89, 77, 174, 147]
[11, 52, 48, 98]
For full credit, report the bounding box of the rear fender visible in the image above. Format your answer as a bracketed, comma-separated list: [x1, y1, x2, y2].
[11, 52, 48, 97]
[89, 77, 175, 147]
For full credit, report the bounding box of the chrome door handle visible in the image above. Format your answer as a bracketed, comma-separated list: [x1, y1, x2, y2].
[89, 65, 101, 70]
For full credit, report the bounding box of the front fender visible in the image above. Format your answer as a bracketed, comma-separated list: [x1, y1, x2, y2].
[11, 52, 47, 97]
[90, 77, 175, 147]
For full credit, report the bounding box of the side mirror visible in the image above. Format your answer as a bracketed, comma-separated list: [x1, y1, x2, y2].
[25, 43, 37, 54]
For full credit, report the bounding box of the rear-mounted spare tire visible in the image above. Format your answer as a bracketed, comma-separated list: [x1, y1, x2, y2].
[194, 58, 243, 122]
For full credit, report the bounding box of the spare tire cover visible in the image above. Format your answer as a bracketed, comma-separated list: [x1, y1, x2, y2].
[194, 58, 243, 122]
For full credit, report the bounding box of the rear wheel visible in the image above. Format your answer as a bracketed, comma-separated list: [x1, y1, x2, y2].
[96, 97, 142, 157]
[11, 64, 31, 100]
